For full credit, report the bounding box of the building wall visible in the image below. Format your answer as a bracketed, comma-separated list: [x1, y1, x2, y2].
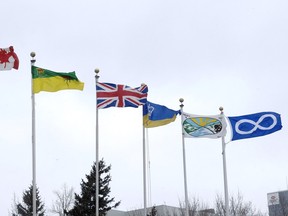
[107, 209, 128, 216]
[268, 190, 288, 216]
[107, 205, 215, 216]
[108, 205, 182, 216]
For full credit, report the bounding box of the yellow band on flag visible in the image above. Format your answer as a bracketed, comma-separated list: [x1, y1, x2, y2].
[32, 66, 84, 93]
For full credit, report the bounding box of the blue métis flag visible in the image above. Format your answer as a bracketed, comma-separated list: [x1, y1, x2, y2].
[228, 112, 282, 141]
[143, 101, 180, 128]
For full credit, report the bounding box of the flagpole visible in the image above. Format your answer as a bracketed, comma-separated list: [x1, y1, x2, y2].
[179, 98, 189, 216]
[220, 107, 229, 216]
[142, 105, 147, 216]
[30, 52, 37, 216]
[95, 69, 100, 216]
[146, 128, 152, 207]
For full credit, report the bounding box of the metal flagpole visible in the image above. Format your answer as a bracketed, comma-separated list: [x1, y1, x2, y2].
[146, 129, 152, 207]
[30, 52, 37, 216]
[95, 69, 100, 216]
[142, 105, 147, 216]
[179, 98, 189, 216]
[219, 107, 229, 216]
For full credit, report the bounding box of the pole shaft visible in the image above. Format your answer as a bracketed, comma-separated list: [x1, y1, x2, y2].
[31, 59, 37, 216]
[222, 138, 229, 216]
[95, 73, 99, 216]
[180, 104, 189, 216]
[143, 123, 147, 216]
[220, 109, 229, 216]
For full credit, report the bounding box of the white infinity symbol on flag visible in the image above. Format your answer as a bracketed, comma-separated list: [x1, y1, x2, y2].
[235, 114, 277, 135]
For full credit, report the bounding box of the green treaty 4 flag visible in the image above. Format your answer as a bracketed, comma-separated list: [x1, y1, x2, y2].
[32, 66, 84, 93]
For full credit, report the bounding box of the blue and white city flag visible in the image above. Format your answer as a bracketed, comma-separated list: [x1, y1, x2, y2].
[143, 101, 180, 128]
[228, 112, 282, 141]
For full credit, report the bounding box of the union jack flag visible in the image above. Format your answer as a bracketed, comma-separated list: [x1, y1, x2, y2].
[96, 82, 148, 109]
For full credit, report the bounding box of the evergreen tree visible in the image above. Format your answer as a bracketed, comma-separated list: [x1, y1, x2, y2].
[69, 159, 120, 216]
[148, 206, 157, 216]
[16, 184, 45, 216]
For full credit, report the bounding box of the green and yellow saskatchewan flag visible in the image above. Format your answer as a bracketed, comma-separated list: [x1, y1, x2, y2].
[32, 66, 84, 93]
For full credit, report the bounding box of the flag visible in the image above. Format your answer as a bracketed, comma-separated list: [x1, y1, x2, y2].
[32, 66, 84, 93]
[96, 82, 148, 109]
[143, 101, 180, 128]
[228, 112, 282, 141]
[182, 112, 227, 138]
[0, 46, 19, 70]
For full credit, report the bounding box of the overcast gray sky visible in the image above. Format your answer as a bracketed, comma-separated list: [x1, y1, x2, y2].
[1, 0, 288, 215]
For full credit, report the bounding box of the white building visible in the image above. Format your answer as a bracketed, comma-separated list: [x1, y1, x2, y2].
[267, 190, 288, 216]
[108, 205, 182, 216]
[107, 205, 215, 216]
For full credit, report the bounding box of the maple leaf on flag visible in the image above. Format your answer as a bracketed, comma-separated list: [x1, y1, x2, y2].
[0, 46, 19, 71]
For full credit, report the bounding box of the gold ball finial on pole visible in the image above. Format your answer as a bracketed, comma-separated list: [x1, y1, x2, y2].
[179, 98, 184, 108]
[30, 52, 36, 63]
[30, 52, 36, 58]
[95, 68, 100, 79]
[219, 106, 224, 114]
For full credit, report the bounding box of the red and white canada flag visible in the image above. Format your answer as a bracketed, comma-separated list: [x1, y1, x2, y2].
[0, 46, 19, 70]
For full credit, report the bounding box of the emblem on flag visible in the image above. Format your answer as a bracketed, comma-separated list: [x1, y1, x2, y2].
[0, 46, 19, 70]
[96, 82, 148, 109]
[228, 112, 282, 141]
[182, 112, 227, 139]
